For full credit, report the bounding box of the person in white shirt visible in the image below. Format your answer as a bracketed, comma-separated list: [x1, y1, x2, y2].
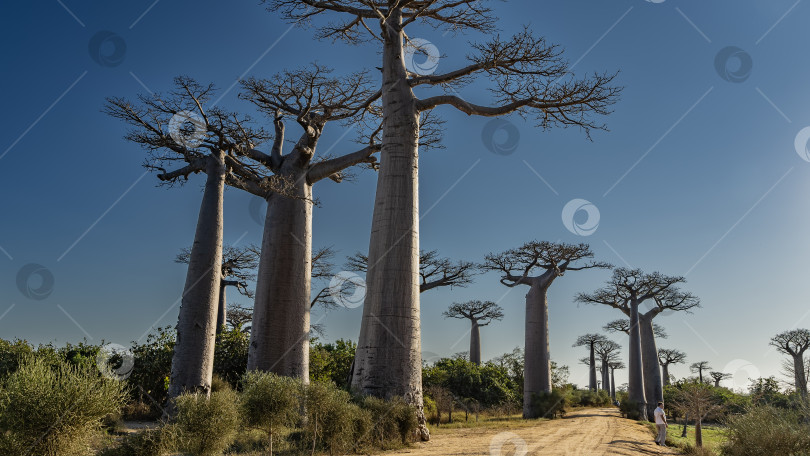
[654, 401, 668, 446]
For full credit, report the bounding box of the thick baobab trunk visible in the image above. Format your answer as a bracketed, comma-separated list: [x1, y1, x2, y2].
[640, 314, 663, 417]
[793, 355, 808, 398]
[628, 300, 648, 420]
[469, 320, 481, 365]
[167, 154, 225, 403]
[662, 363, 671, 386]
[352, 14, 428, 440]
[216, 283, 226, 333]
[610, 368, 616, 400]
[523, 280, 552, 418]
[601, 359, 610, 393]
[248, 171, 313, 380]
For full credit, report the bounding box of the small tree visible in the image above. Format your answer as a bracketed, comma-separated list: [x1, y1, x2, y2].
[690, 361, 712, 384]
[442, 300, 504, 365]
[484, 241, 609, 417]
[241, 371, 302, 456]
[709, 371, 732, 388]
[657, 348, 687, 386]
[770, 329, 810, 399]
[674, 382, 723, 448]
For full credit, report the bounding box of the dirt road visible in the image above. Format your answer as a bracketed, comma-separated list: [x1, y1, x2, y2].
[383, 408, 680, 456]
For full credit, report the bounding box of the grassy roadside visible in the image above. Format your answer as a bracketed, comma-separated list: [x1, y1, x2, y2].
[647, 422, 727, 455]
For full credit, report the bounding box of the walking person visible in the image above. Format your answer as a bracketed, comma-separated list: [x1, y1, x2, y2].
[654, 401, 668, 446]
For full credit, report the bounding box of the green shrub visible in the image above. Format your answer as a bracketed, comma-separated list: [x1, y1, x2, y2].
[530, 390, 568, 418]
[173, 389, 240, 456]
[240, 371, 302, 455]
[359, 396, 418, 448]
[112, 427, 174, 456]
[0, 356, 127, 456]
[303, 381, 371, 455]
[618, 398, 641, 420]
[722, 405, 810, 456]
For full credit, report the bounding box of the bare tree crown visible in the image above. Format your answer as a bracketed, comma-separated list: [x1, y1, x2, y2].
[442, 300, 504, 326]
[347, 249, 478, 292]
[483, 241, 609, 288]
[770, 329, 810, 357]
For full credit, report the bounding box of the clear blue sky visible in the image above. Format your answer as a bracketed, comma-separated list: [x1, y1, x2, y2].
[2, 0, 809, 391]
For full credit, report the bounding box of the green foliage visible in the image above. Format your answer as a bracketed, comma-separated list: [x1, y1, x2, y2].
[748, 376, 792, 408]
[213, 327, 250, 387]
[722, 405, 810, 456]
[359, 396, 419, 448]
[569, 389, 612, 407]
[173, 389, 240, 456]
[309, 338, 356, 388]
[617, 391, 641, 420]
[303, 381, 371, 455]
[423, 357, 518, 407]
[0, 356, 127, 456]
[111, 428, 173, 456]
[127, 326, 175, 416]
[529, 389, 568, 418]
[240, 371, 302, 451]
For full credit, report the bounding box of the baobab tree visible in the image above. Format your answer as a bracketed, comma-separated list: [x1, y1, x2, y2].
[769, 329, 810, 398]
[608, 361, 625, 400]
[577, 268, 689, 420]
[105, 77, 289, 404]
[234, 66, 383, 381]
[346, 249, 477, 293]
[594, 339, 621, 394]
[267, 1, 621, 433]
[603, 319, 668, 339]
[442, 300, 504, 365]
[176, 245, 258, 332]
[573, 334, 608, 393]
[709, 371, 732, 388]
[484, 241, 610, 417]
[674, 382, 723, 449]
[658, 348, 687, 386]
[690, 361, 712, 384]
[226, 304, 254, 333]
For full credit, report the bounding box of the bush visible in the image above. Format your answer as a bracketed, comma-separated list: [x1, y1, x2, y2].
[618, 395, 641, 420]
[112, 427, 173, 456]
[173, 389, 240, 456]
[303, 381, 371, 455]
[0, 356, 127, 456]
[530, 390, 568, 418]
[240, 371, 302, 455]
[359, 396, 418, 448]
[722, 405, 810, 456]
[570, 389, 612, 407]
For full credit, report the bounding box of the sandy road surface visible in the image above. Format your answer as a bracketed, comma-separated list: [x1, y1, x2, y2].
[382, 408, 680, 456]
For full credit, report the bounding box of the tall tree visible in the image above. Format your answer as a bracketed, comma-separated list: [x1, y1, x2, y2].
[690, 361, 712, 384]
[769, 329, 810, 399]
[442, 300, 504, 365]
[577, 268, 688, 420]
[657, 348, 687, 386]
[709, 371, 731, 388]
[105, 77, 288, 404]
[573, 334, 608, 393]
[484, 241, 609, 417]
[176, 245, 258, 332]
[594, 339, 621, 394]
[235, 66, 381, 381]
[346, 249, 477, 293]
[267, 1, 620, 434]
[608, 360, 625, 400]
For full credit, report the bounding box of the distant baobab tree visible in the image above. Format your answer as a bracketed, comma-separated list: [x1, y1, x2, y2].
[573, 334, 608, 393]
[608, 361, 625, 400]
[226, 304, 253, 333]
[594, 339, 621, 394]
[176, 245, 258, 332]
[268, 0, 621, 435]
[484, 241, 609, 417]
[346, 249, 477, 293]
[690, 361, 712, 384]
[235, 65, 382, 381]
[657, 348, 687, 386]
[709, 371, 732, 388]
[577, 268, 690, 420]
[603, 319, 668, 339]
[770, 329, 810, 398]
[105, 77, 290, 405]
[442, 300, 504, 365]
